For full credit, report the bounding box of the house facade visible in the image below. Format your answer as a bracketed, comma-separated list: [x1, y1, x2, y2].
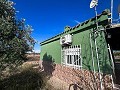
[40, 9, 120, 89]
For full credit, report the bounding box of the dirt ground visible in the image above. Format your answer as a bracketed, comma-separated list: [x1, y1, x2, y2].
[45, 76, 69, 90]
[25, 54, 76, 90]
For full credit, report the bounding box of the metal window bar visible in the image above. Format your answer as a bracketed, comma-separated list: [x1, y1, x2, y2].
[73, 45, 82, 69]
[61, 45, 82, 70]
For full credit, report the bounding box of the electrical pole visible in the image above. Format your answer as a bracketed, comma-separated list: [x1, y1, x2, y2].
[111, 0, 113, 24]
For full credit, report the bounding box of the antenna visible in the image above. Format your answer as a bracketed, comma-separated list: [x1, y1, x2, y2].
[90, 0, 98, 8]
[74, 20, 81, 24]
[90, 0, 98, 29]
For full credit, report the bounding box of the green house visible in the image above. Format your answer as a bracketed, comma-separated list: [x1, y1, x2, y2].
[40, 9, 120, 81]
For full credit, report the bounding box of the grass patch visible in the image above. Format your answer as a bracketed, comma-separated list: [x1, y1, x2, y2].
[0, 61, 58, 90]
[0, 70, 44, 90]
[0, 63, 45, 90]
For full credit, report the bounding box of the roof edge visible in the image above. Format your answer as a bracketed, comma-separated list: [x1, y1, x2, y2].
[40, 9, 110, 45]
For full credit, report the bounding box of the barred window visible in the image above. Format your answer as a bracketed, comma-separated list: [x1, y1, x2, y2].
[61, 45, 82, 69]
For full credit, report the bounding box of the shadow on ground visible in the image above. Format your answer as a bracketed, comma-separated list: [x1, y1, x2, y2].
[0, 68, 44, 90]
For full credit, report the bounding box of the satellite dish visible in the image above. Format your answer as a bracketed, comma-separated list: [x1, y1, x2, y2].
[118, 4, 120, 14]
[90, 0, 98, 8]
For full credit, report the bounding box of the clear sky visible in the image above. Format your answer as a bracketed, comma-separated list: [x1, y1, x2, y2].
[12, 0, 120, 53]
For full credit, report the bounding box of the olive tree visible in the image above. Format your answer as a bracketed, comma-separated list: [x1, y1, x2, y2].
[0, 0, 35, 75]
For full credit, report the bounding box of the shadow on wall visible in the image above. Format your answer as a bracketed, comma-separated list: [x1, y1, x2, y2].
[42, 53, 56, 78]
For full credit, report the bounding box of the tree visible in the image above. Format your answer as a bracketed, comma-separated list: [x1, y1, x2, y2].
[0, 0, 35, 75]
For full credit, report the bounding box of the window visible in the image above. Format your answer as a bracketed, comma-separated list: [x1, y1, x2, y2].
[61, 45, 82, 69]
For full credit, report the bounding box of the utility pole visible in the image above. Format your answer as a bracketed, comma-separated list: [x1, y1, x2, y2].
[111, 0, 113, 24]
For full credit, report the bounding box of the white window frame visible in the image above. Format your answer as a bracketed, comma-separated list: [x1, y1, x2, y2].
[61, 45, 82, 69]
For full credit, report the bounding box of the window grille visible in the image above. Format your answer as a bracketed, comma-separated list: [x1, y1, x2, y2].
[61, 45, 82, 69]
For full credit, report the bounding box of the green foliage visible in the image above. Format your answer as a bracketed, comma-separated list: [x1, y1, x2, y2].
[0, 0, 35, 75]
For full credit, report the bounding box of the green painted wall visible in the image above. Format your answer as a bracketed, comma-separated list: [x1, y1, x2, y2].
[40, 39, 61, 63]
[70, 27, 112, 74]
[40, 10, 113, 74]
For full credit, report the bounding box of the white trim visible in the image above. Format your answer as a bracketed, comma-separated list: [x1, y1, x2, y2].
[61, 45, 82, 69]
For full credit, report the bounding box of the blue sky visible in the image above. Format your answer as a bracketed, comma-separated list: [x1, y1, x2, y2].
[12, 0, 120, 53]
